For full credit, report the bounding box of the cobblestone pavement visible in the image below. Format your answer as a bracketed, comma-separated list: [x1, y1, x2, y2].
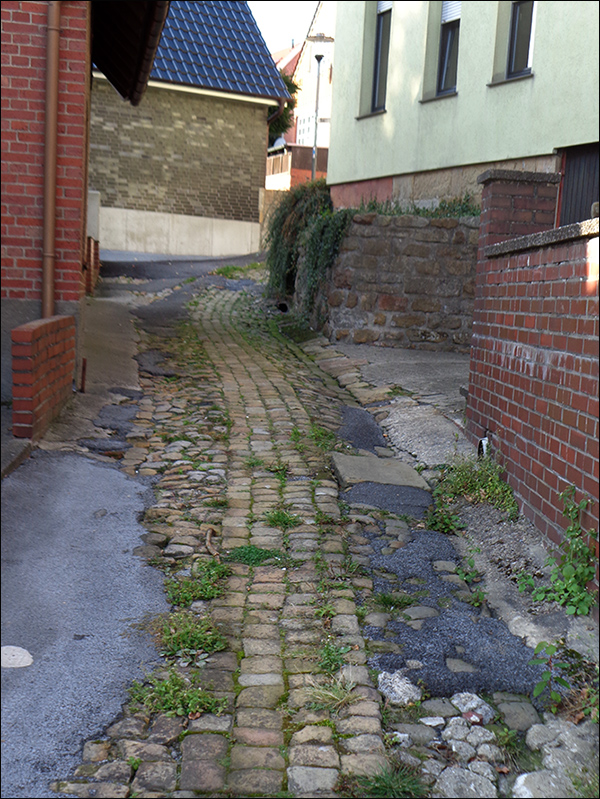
[50, 279, 597, 799]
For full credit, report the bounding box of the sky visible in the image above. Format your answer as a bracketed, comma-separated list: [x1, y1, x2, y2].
[247, 1, 319, 54]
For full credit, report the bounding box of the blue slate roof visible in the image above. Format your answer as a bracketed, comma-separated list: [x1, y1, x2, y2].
[151, 1, 290, 101]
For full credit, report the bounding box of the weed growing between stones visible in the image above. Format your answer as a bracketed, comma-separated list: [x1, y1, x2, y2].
[129, 668, 227, 718]
[337, 762, 426, 798]
[224, 545, 285, 567]
[355, 192, 480, 220]
[165, 559, 230, 606]
[374, 591, 428, 612]
[203, 496, 228, 509]
[519, 486, 598, 616]
[263, 506, 303, 531]
[529, 639, 600, 721]
[267, 460, 290, 490]
[289, 425, 306, 453]
[314, 602, 336, 621]
[318, 640, 351, 674]
[211, 262, 264, 280]
[433, 454, 519, 521]
[426, 500, 464, 535]
[244, 454, 264, 470]
[309, 423, 337, 451]
[127, 757, 141, 777]
[305, 675, 362, 714]
[160, 611, 227, 663]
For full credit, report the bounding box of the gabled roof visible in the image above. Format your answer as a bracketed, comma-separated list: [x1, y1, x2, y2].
[151, 1, 290, 101]
[272, 44, 303, 77]
[92, 1, 170, 106]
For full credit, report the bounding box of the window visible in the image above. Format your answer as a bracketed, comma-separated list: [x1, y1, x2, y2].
[372, 1, 392, 112]
[437, 1, 460, 95]
[507, 1, 535, 78]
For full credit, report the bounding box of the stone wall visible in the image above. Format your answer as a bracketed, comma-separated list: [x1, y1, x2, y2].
[89, 78, 268, 224]
[321, 213, 479, 351]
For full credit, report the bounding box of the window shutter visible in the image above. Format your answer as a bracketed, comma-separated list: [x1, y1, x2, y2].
[377, 1, 393, 13]
[441, 1, 461, 23]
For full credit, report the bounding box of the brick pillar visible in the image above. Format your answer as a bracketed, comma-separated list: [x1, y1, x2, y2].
[477, 169, 561, 258]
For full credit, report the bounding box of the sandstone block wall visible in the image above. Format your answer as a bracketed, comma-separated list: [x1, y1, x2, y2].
[323, 213, 479, 351]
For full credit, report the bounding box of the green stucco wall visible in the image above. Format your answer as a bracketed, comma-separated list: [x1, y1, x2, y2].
[329, 1, 599, 186]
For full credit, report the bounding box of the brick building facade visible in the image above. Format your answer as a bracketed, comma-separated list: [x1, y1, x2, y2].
[89, 1, 289, 257]
[90, 77, 269, 246]
[1, 0, 168, 436]
[1, 0, 91, 404]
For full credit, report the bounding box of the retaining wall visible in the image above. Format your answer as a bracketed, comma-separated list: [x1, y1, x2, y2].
[321, 213, 479, 351]
[11, 315, 76, 440]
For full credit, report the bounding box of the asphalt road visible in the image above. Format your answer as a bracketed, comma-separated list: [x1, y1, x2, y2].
[1, 452, 167, 798]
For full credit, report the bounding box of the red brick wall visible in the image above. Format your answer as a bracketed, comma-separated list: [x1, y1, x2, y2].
[11, 314, 76, 439]
[477, 169, 560, 255]
[290, 168, 327, 187]
[467, 175, 599, 573]
[1, 0, 91, 303]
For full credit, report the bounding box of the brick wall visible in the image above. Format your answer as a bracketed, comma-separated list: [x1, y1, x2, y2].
[89, 79, 269, 224]
[11, 315, 76, 439]
[1, 0, 91, 304]
[477, 169, 561, 254]
[467, 170, 599, 569]
[314, 213, 479, 350]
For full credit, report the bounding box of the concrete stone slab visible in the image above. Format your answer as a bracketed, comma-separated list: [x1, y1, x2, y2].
[331, 452, 429, 490]
[381, 404, 474, 467]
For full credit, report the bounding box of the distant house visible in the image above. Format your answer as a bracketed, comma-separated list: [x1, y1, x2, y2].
[265, 0, 336, 191]
[328, 1, 599, 221]
[1, 0, 169, 437]
[89, 0, 290, 257]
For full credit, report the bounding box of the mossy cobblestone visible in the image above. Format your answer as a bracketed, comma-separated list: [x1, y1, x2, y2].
[52, 286, 384, 798]
[51, 284, 598, 799]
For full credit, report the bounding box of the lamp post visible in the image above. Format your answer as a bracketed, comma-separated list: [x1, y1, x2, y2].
[311, 54, 324, 182]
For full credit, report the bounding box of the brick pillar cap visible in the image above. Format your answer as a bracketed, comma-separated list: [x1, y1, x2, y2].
[477, 168, 561, 186]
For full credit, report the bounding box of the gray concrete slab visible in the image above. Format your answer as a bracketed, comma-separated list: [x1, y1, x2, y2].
[334, 342, 470, 421]
[381, 402, 475, 468]
[332, 452, 430, 491]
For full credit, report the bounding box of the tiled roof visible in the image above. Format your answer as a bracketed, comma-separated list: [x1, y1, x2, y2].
[151, 1, 290, 100]
[272, 44, 303, 77]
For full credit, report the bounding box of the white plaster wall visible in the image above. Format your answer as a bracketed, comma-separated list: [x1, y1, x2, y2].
[99, 208, 261, 256]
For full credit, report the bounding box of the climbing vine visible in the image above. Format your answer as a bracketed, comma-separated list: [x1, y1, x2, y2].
[265, 179, 332, 297]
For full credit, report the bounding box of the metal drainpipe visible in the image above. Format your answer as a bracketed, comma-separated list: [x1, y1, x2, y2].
[42, 0, 61, 319]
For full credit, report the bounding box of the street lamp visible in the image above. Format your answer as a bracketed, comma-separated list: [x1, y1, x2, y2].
[311, 53, 324, 182]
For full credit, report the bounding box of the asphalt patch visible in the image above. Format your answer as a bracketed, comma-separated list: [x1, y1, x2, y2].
[93, 404, 139, 438]
[363, 527, 546, 701]
[338, 406, 388, 452]
[343, 482, 432, 517]
[78, 438, 131, 455]
[110, 387, 144, 400]
[134, 349, 177, 377]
